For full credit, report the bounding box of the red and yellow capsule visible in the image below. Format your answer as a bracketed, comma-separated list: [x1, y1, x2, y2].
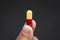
[26, 10, 32, 26]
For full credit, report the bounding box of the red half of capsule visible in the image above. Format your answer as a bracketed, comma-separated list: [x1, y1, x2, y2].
[26, 19, 32, 26]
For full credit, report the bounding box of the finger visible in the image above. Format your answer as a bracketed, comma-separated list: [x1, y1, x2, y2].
[16, 25, 33, 40]
[33, 36, 39, 40]
[32, 20, 36, 31]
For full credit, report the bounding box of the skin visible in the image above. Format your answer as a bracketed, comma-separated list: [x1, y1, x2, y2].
[16, 20, 38, 40]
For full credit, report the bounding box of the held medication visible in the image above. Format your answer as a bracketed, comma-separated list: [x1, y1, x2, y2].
[26, 10, 32, 26]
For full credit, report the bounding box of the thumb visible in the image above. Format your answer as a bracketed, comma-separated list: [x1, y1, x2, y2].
[16, 25, 33, 40]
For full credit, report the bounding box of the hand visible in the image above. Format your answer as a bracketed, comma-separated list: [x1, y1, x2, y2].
[16, 20, 38, 40]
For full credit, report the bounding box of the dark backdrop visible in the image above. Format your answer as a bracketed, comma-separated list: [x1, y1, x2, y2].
[0, 0, 60, 40]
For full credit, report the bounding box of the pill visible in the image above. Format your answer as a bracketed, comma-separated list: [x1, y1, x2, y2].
[26, 10, 32, 26]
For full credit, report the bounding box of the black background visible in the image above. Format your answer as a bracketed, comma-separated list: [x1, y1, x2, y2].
[0, 0, 60, 40]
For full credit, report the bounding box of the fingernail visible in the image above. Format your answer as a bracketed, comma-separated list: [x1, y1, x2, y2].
[22, 25, 30, 37]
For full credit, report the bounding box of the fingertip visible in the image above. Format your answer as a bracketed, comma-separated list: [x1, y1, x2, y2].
[32, 20, 36, 31]
[32, 20, 36, 26]
[23, 25, 33, 32]
[22, 25, 33, 37]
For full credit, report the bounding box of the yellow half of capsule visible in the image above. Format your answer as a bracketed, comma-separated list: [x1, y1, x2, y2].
[26, 10, 32, 19]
